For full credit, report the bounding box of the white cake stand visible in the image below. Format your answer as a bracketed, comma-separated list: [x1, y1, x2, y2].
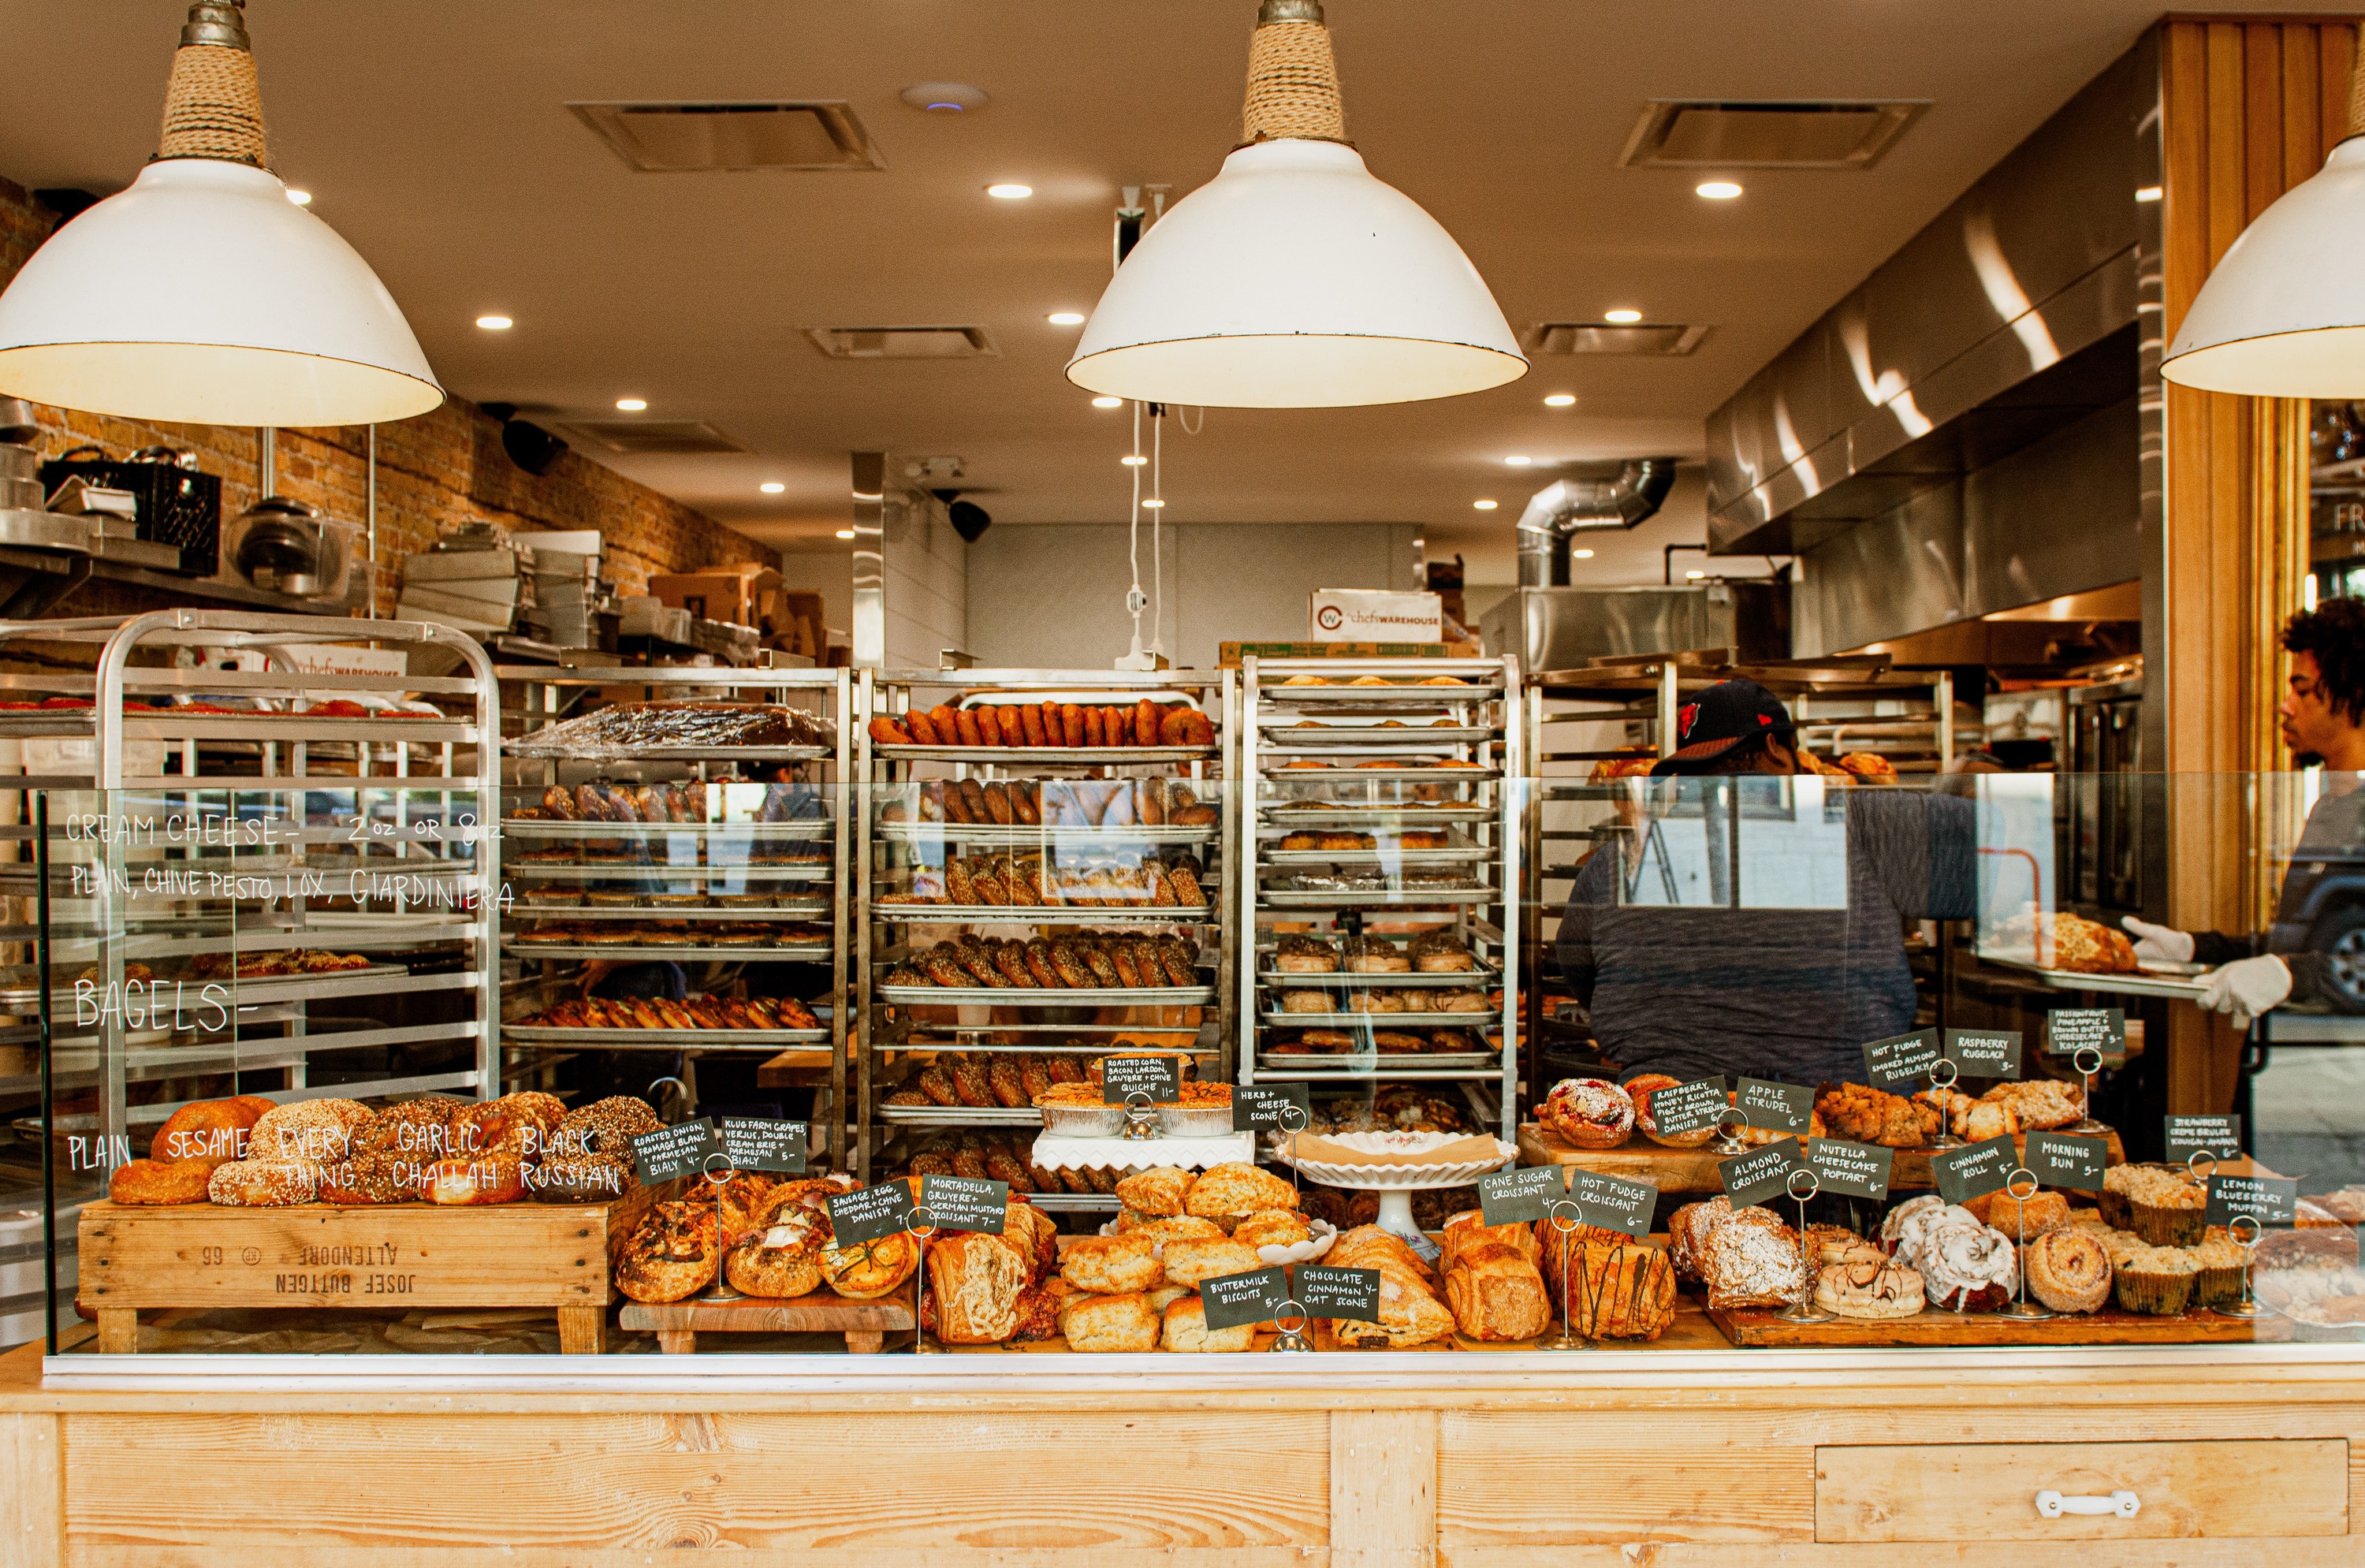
[1276, 1132, 1518, 1244]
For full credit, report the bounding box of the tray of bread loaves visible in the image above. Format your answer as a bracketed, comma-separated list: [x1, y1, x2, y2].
[1264, 761, 1498, 780]
[1260, 829, 1489, 866]
[879, 933, 1216, 1005]
[1257, 720, 1495, 746]
[1261, 933, 1495, 986]
[1264, 800, 1493, 826]
[867, 692, 1216, 758]
[507, 862, 829, 883]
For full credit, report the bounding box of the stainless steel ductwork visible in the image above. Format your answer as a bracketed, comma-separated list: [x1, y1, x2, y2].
[1514, 457, 1678, 586]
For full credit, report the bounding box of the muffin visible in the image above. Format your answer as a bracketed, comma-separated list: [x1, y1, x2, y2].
[2189, 1231, 2250, 1309]
[2113, 1243, 2199, 1315]
[2117, 1166, 2207, 1246]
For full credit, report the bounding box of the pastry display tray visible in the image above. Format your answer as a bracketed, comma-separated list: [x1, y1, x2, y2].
[1259, 1007, 1495, 1027]
[870, 902, 1213, 923]
[873, 744, 1215, 765]
[885, 1027, 1216, 1045]
[1256, 724, 1494, 745]
[875, 821, 1217, 846]
[1257, 956, 1499, 986]
[509, 941, 832, 961]
[1981, 954, 2212, 998]
[1254, 683, 1494, 703]
[878, 1104, 1043, 1127]
[1258, 846, 1489, 867]
[1707, 1302, 2260, 1348]
[512, 902, 830, 920]
[1257, 888, 1493, 907]
[1259, 804, 1493, 825]
[507, 863, 829, 881]
[507, 743, 831, 762]
[501, 1024, 829, 1048]
[879, 978, 1215, 1006]
[1253, 1052, 1503, 1073]
[502, 818, 832, 840]
[1261, 765, 1496, 781]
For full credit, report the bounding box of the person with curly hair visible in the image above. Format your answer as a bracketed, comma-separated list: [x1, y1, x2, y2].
[2125, 598, 2365, 1022]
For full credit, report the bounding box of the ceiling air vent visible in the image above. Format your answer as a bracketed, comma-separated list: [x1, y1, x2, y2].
[1529, 322, 1712, 357]
[568, 101, 885, 172]
[563, 421, 747, 456]
[1619, 100, 1927, 171]
[806, 326, 999, 360]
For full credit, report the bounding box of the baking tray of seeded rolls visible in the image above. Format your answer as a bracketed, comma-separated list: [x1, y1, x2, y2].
[871, 902, 1212, 922]
[503, 818, 832, 841]
[1261, 763, 1498, 780]
[881, 981, 1215, 1005]
[875, 821, 1217, 847]
[1257, 960, 1499, 988]
[1257, 724, 1495, 745]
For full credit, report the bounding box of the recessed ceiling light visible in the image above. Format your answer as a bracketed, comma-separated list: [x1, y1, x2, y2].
[901, 82, 990, 114]
[1142, 497, 1167, 508]
[284, 188, 312, 206]
[614, 397, 646, 412]
[759, 481, 786, 494]
[1473, 499, 1498, 511]
[1122, 454, 1148, 467]
[1603, 309, 1643, 324]
[835, 527, 856, 539]
[1091, 396, 1123, 409]
[1047, 311, 1086, 326]
[986, 183, 1034, 199]
[1544, 393, 1577, 408]
[1696, 181, 1744, 200]
[1572, 548, 1595, 560]
[1685, 568, 1707, 579]
[475, 315, 512, 330]
[1505, 455, 1532, 467]
[2136, 185, 2163, 203]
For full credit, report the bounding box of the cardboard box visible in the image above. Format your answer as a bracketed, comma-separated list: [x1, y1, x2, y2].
[1309, 589, 1442, 641]
[652, 564, 784, 633]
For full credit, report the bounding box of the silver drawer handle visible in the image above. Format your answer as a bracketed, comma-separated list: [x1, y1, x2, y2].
[2035, 1490, 2140, 1519]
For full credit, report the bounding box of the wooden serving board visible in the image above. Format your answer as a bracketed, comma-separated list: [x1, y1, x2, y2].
[78, 1183, 663, 1355]
[620, 1291, 911, 1354]
[1518, 1123, 2128, 1193]
[1708, 1301, 2265, 1347]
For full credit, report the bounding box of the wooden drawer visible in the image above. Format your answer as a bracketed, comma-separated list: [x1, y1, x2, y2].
[1816, 1440, 2348, 1542]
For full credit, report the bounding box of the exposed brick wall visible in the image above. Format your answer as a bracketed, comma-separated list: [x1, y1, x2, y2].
[0, 174, 776, 621]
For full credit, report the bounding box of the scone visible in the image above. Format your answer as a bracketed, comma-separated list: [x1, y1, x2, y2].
[1185, 1162, 1298, 1219]
[1060, 1233, 1163, 1294]
[1114, 1166, 1197, 1218]
[1060, 1291, 1161, 1352]
[1232, 1209, 1313, 1250]
[1160, 1236, 1264, 1287]
[1134, 1215, 1227, 1246]
[1162, 1294, 1257, 1352]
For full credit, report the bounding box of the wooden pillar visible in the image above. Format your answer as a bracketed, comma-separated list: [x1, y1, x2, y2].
[2160, 17, 2352, 1112]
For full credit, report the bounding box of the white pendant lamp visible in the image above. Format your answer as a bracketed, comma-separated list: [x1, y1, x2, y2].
[2162, 24, 2365, 396]
[0, 2, 442, 426]
[1066, 0, 1525, 409]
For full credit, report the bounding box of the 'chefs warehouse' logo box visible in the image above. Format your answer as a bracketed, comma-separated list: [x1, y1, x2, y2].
[1309, 590, 1442, 641]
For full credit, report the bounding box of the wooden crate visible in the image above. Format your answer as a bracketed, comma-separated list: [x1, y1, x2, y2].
[1518, 1122, 2132, 1193]
[78, 1186, 660, 1355]
[620, 1291, 911, 1354]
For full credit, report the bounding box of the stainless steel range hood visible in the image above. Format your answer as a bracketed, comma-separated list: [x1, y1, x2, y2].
[1703, 34, 2159, 659]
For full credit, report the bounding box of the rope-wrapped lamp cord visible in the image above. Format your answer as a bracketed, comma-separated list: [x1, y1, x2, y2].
[1242, 0, 1349, 146]
[157, 1, 268, 167]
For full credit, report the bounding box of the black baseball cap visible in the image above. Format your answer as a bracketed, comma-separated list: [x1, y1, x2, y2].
[1649, 677, 1797, 777]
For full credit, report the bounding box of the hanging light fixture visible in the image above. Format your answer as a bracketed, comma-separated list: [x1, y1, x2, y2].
[1067, 0, 1525, 409]
[2162, 24, 2365, 395]
[0, 2, 441, 426]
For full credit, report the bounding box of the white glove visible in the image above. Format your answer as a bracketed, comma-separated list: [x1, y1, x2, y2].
[2199, 953, 2291, 1028]
[2121, 917, 2195, 963]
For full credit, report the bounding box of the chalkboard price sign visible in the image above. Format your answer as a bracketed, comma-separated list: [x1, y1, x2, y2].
[1200, 1265, 1292, 1331]
[1570, 1169, 1656, 1238]
[1807, 1138, 1894, 1201]
[1294, 1264, 1382, 1320]
[1478, 1165, 1564, 1227]
[1719, 1138, 1806, 1209]
[1932, 1135, 2017, 1205]
[1646, 1076, 1729, 1138]
[2024, 1130, 2109, 1194]
[919, 1174, 1009, 1233]
[1944, 1029, 2024, 1079]
[1099, 1056, 1182, 1105]
[717, 1118, 807, 1175]
[631, 1119, 721, 1186]
[2166, 1115, 2243, 1164]
[1734, 1077, 1813, 1135]
[2045, 1007, 2125, 1058]
[825, 1182, 915, 1246]
[1861, 1029, 1941, 1092]
[1233, 1082, 1312, 1133]
[2207, 1174, 2298, 1229]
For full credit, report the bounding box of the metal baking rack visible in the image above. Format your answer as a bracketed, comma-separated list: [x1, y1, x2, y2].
[855, 667, 1239, 1180]
[1237, 656, 1520, 1142]
[497, 664, 854, 1163]
[1518, 654, 1964, 1083]
[0, 609, 502, 1161]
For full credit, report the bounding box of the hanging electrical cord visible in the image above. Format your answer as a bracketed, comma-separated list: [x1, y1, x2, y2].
[1149, 402, 1166, 658]
[1178, 404, 1205, 436]
[1116, 399, 1151, 668]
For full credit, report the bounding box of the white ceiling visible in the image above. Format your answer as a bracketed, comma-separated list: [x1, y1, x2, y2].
[0, 1, 2350, 587]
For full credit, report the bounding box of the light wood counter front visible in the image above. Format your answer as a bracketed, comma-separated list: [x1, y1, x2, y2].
[6, 1343, 2365, 1564]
